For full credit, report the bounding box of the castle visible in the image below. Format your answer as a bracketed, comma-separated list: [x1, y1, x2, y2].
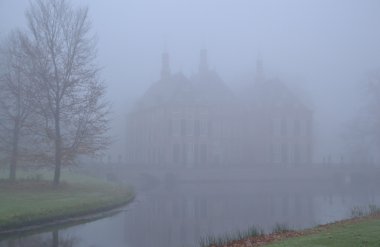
[125, 50, 313, 167]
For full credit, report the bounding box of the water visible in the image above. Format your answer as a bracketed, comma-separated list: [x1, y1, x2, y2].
[1, 179, 379, 247]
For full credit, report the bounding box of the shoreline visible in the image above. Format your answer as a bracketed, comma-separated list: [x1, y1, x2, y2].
[0, 179, 134, 238]
[202, 213, 380, 247]
[0, 196, 134, 237]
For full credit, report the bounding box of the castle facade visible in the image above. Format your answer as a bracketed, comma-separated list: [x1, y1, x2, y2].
[126, 51, 313, 167]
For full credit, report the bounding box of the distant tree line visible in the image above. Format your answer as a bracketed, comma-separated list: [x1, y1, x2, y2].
[0, 0, 110, 186]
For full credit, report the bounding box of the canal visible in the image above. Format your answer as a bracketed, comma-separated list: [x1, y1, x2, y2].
[1, 179, 379, 247]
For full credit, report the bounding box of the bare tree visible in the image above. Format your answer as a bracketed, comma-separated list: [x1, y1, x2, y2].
[366, 70, 380, 162]
[343, 70, 380, 165]
[24, 0, 110, 185]
[0, 31, 34, 181]
[367, 70, 380, 144]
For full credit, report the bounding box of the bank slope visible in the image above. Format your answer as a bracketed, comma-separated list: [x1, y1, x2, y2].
[0, 179, 134, 233]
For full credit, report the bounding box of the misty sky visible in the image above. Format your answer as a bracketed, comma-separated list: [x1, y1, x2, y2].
[1, 0, 380, 161]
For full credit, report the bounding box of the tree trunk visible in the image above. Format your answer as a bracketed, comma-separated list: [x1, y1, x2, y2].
[52, 230, 59, 247]
[53, 111, 61, 187]
[9, 120, 20, 182]
[7, 240, 15, 247]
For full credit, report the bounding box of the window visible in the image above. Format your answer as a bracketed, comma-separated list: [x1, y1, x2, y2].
[168, 119, 172, 136]
[194, 142, 199, 165]
[269, 119, 274, 136]
[194, 120, 200, 137]
[181, 119, 186, 136]
[200, 120, 206, 136]
[182, 143, 187, 165]
[269, 143, 274, 163]
[281, 117, 287, 136]
[173, 118, 180, 136]
[201, 143, 207, 163]
[208, 120, 212, 137]
[294, 143, 300, 164]
[306, 119, 312, 137]
[294, 119, 300, 136]
[173, 143, 179, 163]
[281, 143, 288, 164]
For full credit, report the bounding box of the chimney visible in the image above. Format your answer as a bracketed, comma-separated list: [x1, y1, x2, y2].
[161, 52, 170, 80]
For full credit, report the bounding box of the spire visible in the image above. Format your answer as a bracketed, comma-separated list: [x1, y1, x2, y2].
[255, 55, 264, 83]
[161, 52, 170, 80]
[199, 49, 209, 74]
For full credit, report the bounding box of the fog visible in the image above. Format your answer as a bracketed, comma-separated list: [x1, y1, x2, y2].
[2, 0, 380, 162]
[1, 0, 380, 246]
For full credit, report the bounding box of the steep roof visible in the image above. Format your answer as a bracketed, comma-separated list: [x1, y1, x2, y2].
[135, 73, 195, 110]
[134, 70, 236, 111]
[191, 69, 236, 106]
[244, 78, 311, 115]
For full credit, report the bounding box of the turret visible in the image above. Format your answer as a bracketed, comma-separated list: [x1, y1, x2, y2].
[199, 49, 209, 74]
[255, 55, 265, 83]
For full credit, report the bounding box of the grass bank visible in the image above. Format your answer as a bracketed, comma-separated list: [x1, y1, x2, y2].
[0, 171, 134, 233]
[264, 216, 380, 247]
[201, 206, 380, 247]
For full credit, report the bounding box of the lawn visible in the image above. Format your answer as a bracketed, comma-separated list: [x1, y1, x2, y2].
[0, 170, 134, 232]
[265, 217, 380, 247]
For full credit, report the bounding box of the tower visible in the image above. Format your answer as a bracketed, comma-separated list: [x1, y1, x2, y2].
[199, 49, 209, 74]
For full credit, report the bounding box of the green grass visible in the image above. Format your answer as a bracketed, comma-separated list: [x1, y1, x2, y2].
[265, 217, 380, 247]
[0, 170, 134, 232]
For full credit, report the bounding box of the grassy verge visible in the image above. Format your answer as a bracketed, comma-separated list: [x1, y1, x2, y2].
[0, 171, 134, 233]
[201, 205, 380, 247]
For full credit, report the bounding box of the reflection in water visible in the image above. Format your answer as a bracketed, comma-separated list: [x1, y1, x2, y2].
[123, 184, 317, 247]
[0, 181, 379, 247]
[0, 230, 78, 247]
